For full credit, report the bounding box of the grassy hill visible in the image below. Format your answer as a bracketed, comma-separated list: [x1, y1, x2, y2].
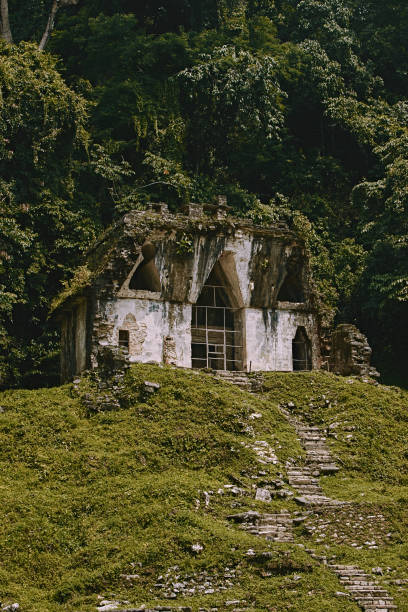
[0, 366, 408, 611]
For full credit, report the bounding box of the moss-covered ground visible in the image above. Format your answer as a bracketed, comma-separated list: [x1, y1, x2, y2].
[0, 366, 407, 610]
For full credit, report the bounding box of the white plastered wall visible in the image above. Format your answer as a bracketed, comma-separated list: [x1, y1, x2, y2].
[100, 298, 191, 367]
[245, 308, 318, 371]
[96, 231, 319, 371]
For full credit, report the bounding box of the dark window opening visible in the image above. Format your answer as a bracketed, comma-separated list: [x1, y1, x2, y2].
[277, 274, 304, 302]
[119, 329, 129, 351]
[129, 241, 161, 292]
[292, 327, 312, 371]
[191, 262, 243, 371]
[277, 249, 305, 302]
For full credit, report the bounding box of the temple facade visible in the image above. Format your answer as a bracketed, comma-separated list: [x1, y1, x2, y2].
[54, 200, 321, 382]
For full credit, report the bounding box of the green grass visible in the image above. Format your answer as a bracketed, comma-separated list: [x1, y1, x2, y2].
[0, 366, 407, 610]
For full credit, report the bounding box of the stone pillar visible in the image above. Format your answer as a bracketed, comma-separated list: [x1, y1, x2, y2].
[330, 324, 380, 378]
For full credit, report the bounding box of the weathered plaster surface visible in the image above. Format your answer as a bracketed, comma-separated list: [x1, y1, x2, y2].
[245, 309, 318, 371]
[98, 298, 191, 367]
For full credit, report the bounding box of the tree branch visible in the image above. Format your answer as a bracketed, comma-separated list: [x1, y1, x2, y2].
[38, 0, 78, 51]
[0, 0, 13, 44]
[38, 0, 59, 51]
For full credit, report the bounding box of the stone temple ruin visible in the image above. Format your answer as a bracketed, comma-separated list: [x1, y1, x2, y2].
[54, 199, 324, 382]
[54, 198, 379, 382]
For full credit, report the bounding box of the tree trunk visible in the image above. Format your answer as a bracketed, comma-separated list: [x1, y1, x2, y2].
[38, 0, 59, 51]
[0, 0, 13, 44]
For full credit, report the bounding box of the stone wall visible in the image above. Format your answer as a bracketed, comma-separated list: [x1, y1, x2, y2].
[96, 297, 192, 368]
[330, 324, 380, 378]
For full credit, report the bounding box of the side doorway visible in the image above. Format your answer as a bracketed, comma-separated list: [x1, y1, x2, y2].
[292, 326, 312, 371]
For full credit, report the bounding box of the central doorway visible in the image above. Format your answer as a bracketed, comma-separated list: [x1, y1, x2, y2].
[191, 262, 243, 371]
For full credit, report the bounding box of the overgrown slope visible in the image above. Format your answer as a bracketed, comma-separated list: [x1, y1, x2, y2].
[0, 366, 407, 611]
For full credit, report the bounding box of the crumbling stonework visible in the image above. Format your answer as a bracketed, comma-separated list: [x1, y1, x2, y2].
[330, 324, 380, 378]
[54, 199, 322, 382]
[74, 345, 131, 413]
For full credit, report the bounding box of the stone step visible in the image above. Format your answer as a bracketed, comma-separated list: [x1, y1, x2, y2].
[364, 604, 397, 612]
[288, 477, 320, 483]
[326, 565, 396, 611]
[294, 495, 336, 505]
[289, 479, 320, 486]
[306, 456, 333, 462]
[254, 523, 292, 530]
[329, 565, 363, 571]
[348, 588, 389, 595]
[353, 597, 395, 603]
[287, 470, 316, 476]
[290, 486, 320, 490]
[292, 487, 323, 494]
[339, 575, 371, 580]
[258, 513, 292, 520]
[318, 464, 339, 473]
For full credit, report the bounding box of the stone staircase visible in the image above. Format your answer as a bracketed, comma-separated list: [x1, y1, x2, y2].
[228, 510, 293, 543]
[215, 371, 251, 390]
[286, 466, 341, 507]
[328, 565, 396, 611]
[279, 405, 339, 474]
[214, 371, 263, 392]
[295, 423, 339, 474]
[213, 372, 397, 611]
[279, 405, 345, 507]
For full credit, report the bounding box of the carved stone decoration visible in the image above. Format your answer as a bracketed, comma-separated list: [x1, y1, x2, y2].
[330, 324, 380, 378]
[163, 336, 177, 365]
[120, 313, 147, 356]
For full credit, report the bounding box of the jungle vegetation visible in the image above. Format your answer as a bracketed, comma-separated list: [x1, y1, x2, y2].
[0, 0, 407, 387]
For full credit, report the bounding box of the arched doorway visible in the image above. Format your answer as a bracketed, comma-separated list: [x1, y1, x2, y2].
[292, 327, 312, 371]
[191, 261, 243, 371]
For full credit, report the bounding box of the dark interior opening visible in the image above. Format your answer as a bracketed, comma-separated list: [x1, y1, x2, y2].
[119, 329, 129, 351]
[277, 248, 305, 302]
[292, 326, 312, 371]
[277, 273, 305, 302]
[129, 242, 161, 292]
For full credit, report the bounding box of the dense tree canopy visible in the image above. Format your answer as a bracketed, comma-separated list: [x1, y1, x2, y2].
[0, 42, 96, 387]
[1, 0, 407, 386]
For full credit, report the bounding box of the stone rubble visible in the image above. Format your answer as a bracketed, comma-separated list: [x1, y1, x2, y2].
[74, 345, 131, 412]
[152, 566, 240, 599]
[303, 507, 392, 548]
[240, 440, 279, 466]
[228, 510, 293, 543]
